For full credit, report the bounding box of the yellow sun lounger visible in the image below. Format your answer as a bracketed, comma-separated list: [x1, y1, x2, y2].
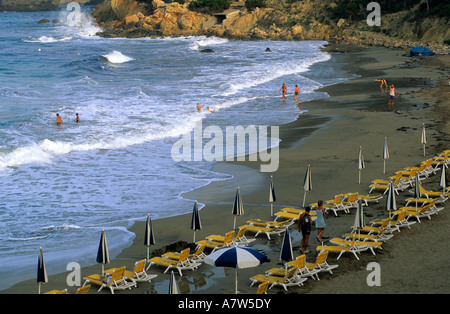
[123, 259, 157, 283]
[163, 244, 207, 263]
[316, 234, 371, 260]
[147, 248, 201, 276]
[196, 231, 235, 252]
[265, 254, 320, 280]
[250, 267, 307, 291]
[329, 237, 382, 255]
[247, 218, 294, 229]
[242, 224, 286, 240]
[83, 266, 137, 294]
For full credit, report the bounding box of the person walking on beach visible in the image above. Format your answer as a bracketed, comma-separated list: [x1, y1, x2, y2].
[298, 207, 312, 253]
[56, 113, 63, 125]
[75, 113, 80, 123]
[294, 85, 300, 102]
[315, 200, 327, 242]
[388, 84, 398, 111]
[375, 79, 388, 94]
[279, 83, 287, 100]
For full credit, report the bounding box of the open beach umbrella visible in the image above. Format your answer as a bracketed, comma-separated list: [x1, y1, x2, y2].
[168, 271, 180, 294]
[358, 146, 365, 184]
[269, 175, 276, 217]
[37, 247, 48, 294]
[191, 200, 202, 243]
[383, 137, 389, 174]
[144, 214, 155, 265]
[440, 165, 448, 193]
[232, 187, 244, 230]
[353, 199, 365, 236]
[96, 229, 110, 276]
[386, 182, 397, 218]
[413, 173, 422, 211]
[421, 123, 427, 156]
[302, 164, 312, 207]
[205, 246, 268, 294]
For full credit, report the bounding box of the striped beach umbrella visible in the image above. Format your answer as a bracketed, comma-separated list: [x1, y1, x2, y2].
[37, 247, 48, 294]
[269, 175, 276, 217]
[96, 229, 110, 276]
[421, 123, 427, 156]
[144, 214, 155, 265]
[358, 146, 365, 184]
[232, 187, 244, 230]
[205, 246, 268, 294]
[302, 164, 312, 207]
[168, 271, 180, 294]
[440, 165, 447, 193]
[386, 182, 397, 218]
[383, 137, 389, 174]
[191, 200, 202, 243]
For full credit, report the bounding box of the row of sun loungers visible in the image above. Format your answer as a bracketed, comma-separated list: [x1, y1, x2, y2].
[79, 150, 448, 294]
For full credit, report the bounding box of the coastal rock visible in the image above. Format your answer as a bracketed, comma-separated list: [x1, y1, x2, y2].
[38, 19, 50, 24]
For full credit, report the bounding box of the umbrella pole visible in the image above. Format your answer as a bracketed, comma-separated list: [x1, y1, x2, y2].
[146, 247, 150, 265]
[193, 231, 196, 243]
[383, 160, 386, 174]
[270, 203, 273, 217]
[102, 264, 105, 276]
[235, 269, 238, 294]
[233, 216, 237, 230]
[38, 282, 41, 294]
[302, 191, 306, 207]
[359, 170, 361, 184]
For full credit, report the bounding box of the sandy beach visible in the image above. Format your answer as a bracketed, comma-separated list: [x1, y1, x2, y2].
[3, 43, 449, 296]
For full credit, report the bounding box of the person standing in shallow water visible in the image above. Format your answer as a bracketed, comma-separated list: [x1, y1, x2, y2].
[56, 113, 63, 125]
[294, 85, 300, 102]
[75, 113, 80, 123]
[279, 83, 287, 100]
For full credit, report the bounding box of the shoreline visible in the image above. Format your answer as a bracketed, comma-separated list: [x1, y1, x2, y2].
[2, 43, 449, 294]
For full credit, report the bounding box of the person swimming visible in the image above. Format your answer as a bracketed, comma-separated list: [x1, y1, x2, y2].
[56, 113, 63, 125]
[196, 103, 201, 112]
[207, 107, 215, 113]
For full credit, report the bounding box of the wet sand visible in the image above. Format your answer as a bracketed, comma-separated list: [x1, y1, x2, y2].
[2, 44, 449, 295]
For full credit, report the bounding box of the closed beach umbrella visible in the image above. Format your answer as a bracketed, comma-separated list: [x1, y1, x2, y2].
[232, 187, 244, 230]
[383, 137, 389, 174]
[413, 173, 422, 211]
[302, 164, 312, 207]
[205, 246, 268, 294]
[353, 199, 365, 235]
[280, 228, 293, 263]
[191, 200, 202, 243]
[421, 124, 427, 156]
[144, 214, 155, 265]
[280, 228, 293, 277]
[37, 247, 48, 294]
[440, 165, 447, 193]
[358, 146, 365, 184]
[269, 175, 276, 217]
[386, 182, 397, 218]
[168, 271, 180, 294]
[96, 229, 110, 276]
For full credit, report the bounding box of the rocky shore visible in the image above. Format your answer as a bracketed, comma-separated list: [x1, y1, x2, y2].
[90, 0, 449, 53]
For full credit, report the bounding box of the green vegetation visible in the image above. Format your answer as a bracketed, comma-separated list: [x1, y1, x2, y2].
[245, 0, 267, 10]
[188, 0, 230, 14]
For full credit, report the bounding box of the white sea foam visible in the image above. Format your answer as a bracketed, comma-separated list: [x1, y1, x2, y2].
[25, 35, 73, 43]
[189, 36, 228, 51]
[102, 51, 134, 64]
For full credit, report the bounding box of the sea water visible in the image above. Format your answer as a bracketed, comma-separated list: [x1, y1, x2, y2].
[0, 6, 352, 290]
